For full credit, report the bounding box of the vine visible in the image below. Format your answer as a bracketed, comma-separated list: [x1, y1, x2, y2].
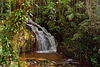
[0, 0, 32, 66]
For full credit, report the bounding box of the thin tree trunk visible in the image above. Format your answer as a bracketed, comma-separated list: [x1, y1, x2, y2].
[9, 0, 11, 13]
[86, 0, 92, 21]
[32, 0, 34, 20]
[36, 0, 38, 20]
[1, 0, 3, 15]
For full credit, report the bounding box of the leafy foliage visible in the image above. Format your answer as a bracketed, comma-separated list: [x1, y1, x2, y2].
[0, 0, 32, 66]
[0, 0, 100, 67]
[72, 21, 100, 66]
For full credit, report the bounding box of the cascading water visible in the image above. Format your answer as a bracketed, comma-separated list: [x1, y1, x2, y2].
[27, 20, 57, 53]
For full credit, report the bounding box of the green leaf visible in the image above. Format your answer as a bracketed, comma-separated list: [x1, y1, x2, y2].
[42, 9, 49, 15]
[0, 57, 2, 61]
[64, 11, 71, 15]
[75, 13, 82, 18]
[19, 18, 22, 20]
[93, 37, 98, 40]
[66, 13, 74, 20]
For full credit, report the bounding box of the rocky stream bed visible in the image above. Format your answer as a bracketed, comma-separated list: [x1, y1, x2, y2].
[18, 52, 89, 67]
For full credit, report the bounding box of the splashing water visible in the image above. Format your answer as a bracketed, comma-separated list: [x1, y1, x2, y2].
[27, 20, 57, 53]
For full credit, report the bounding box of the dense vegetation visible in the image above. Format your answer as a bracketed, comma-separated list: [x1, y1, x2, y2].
[0, 0, 100, 67]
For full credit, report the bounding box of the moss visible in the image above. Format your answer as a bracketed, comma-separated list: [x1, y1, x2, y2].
[19, 28, 35, 52]
[57, 46, 74, 58]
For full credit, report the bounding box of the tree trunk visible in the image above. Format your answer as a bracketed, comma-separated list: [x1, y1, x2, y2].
[1, 0, 3, 15]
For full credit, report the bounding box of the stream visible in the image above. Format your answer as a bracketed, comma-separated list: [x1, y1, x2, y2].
[20, 52, 66, 62]
[20, 52, 89, 67]
[19, 20, 89, 67]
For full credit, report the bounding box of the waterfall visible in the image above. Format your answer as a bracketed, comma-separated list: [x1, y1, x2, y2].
[27, 20, 57, 53]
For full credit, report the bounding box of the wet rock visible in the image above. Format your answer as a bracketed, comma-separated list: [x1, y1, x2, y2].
[24, 57, 80, 67]
[63, 59, 80, 66]
[55, 61, 72, 67]
[49, 63, 55, 66]
[71, 62, 80, 65]
[63, 59, 73, 64]
[64, 64, 72, 67]
[57, 46, 74, 57]
[55, 62, 64, 66]
[55, 59, 78, 67]
[51, 61, 56, 64]
[27, 62, 37, 66]
[67, 59, 73, 62]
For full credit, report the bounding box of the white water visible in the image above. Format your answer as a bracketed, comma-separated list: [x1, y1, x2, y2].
[27, 20, 57, 53]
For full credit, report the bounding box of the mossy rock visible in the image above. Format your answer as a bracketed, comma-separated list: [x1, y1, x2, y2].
[57, 46, 74, 58]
